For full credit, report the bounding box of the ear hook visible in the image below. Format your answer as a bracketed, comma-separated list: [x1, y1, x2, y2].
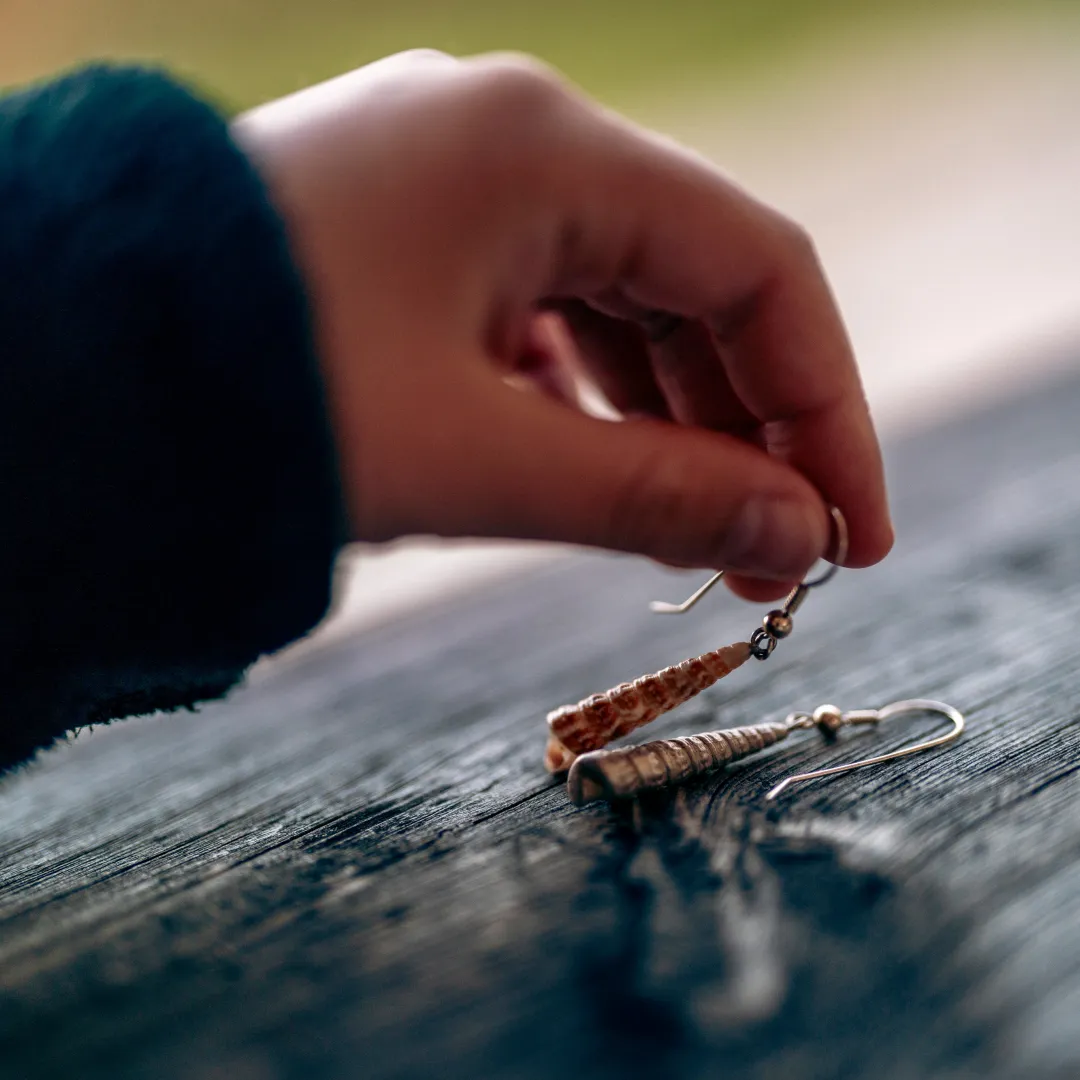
[649, 505, 849, 615]
[764, 698, 965, 801]
[648, 570, 728, 614]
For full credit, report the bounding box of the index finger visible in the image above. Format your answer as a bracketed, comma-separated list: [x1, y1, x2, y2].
[541, 101, 893, 568]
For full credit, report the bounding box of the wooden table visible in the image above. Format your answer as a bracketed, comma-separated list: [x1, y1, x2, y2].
[4, 357, 1080, 1080]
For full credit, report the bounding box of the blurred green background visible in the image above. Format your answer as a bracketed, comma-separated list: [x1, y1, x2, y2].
[2, 0, 1075, 111]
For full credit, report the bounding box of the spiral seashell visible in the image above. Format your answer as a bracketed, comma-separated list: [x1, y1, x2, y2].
[544, 641, 751, 773]
[543, 737, 579, 774]
[567, 720, 791, 805]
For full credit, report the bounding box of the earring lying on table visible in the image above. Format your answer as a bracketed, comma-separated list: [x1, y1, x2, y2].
[566, 698, 965, 806]
[544, 507, 849, 774]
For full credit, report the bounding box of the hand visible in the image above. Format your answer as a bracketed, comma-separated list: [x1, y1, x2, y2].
[232, 50, 893, 598]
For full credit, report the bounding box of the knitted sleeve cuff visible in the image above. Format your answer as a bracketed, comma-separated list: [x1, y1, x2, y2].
[0, 65, 350, 767]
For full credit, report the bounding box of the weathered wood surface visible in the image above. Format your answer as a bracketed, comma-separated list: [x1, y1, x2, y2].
[4, 355, 1080, 1080]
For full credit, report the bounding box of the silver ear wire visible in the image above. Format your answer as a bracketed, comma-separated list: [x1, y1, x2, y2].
[648, 570, 727, 614]
[764, 698, 965, 801]
[650, 505, 848, 615]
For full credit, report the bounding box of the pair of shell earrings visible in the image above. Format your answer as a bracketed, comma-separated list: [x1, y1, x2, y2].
[544, 508, 964, 806]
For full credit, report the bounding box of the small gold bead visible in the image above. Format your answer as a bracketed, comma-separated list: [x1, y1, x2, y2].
[764, 610, 793, 639]
[813, 704, 844, 735]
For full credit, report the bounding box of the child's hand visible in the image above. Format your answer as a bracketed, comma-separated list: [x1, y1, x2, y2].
[233, 50, 892, 597]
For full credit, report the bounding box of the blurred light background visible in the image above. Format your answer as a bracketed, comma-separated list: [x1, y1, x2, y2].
[5, 0, 1079, 644]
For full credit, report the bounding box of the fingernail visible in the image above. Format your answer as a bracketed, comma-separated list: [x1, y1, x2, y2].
[723, 497, 827, 579]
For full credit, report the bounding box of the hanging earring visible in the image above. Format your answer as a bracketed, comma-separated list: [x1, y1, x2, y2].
[566, 698, 964, 806]
[543, 507, 849, 773]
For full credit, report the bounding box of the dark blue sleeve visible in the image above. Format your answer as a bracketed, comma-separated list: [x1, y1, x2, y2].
[0, 65, 351, 769]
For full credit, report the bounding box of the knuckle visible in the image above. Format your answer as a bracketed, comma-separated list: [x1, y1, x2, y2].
[471, 53, 573, 122]
[392, 47, 457, 67]
[450, 54, 580, 183]
[359, 48, 457, 77]
[774, 215, 821, 266]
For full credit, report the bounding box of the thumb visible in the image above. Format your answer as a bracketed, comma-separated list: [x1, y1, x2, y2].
[466, 381, 830, 580]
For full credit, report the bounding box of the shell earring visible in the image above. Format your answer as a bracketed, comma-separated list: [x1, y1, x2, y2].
[567, 698, 965, 806]
[544, 507, 849, 774]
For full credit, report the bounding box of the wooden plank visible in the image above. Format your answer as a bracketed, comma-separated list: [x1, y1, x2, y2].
[3, 356, 1080, 1079]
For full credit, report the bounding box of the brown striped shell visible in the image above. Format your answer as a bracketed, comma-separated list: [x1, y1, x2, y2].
[567, 721, 791, 805]
[543, 641, 751, 773]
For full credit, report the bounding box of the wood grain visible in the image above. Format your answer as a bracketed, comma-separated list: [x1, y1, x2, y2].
[4, 357, 1080, 1079]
